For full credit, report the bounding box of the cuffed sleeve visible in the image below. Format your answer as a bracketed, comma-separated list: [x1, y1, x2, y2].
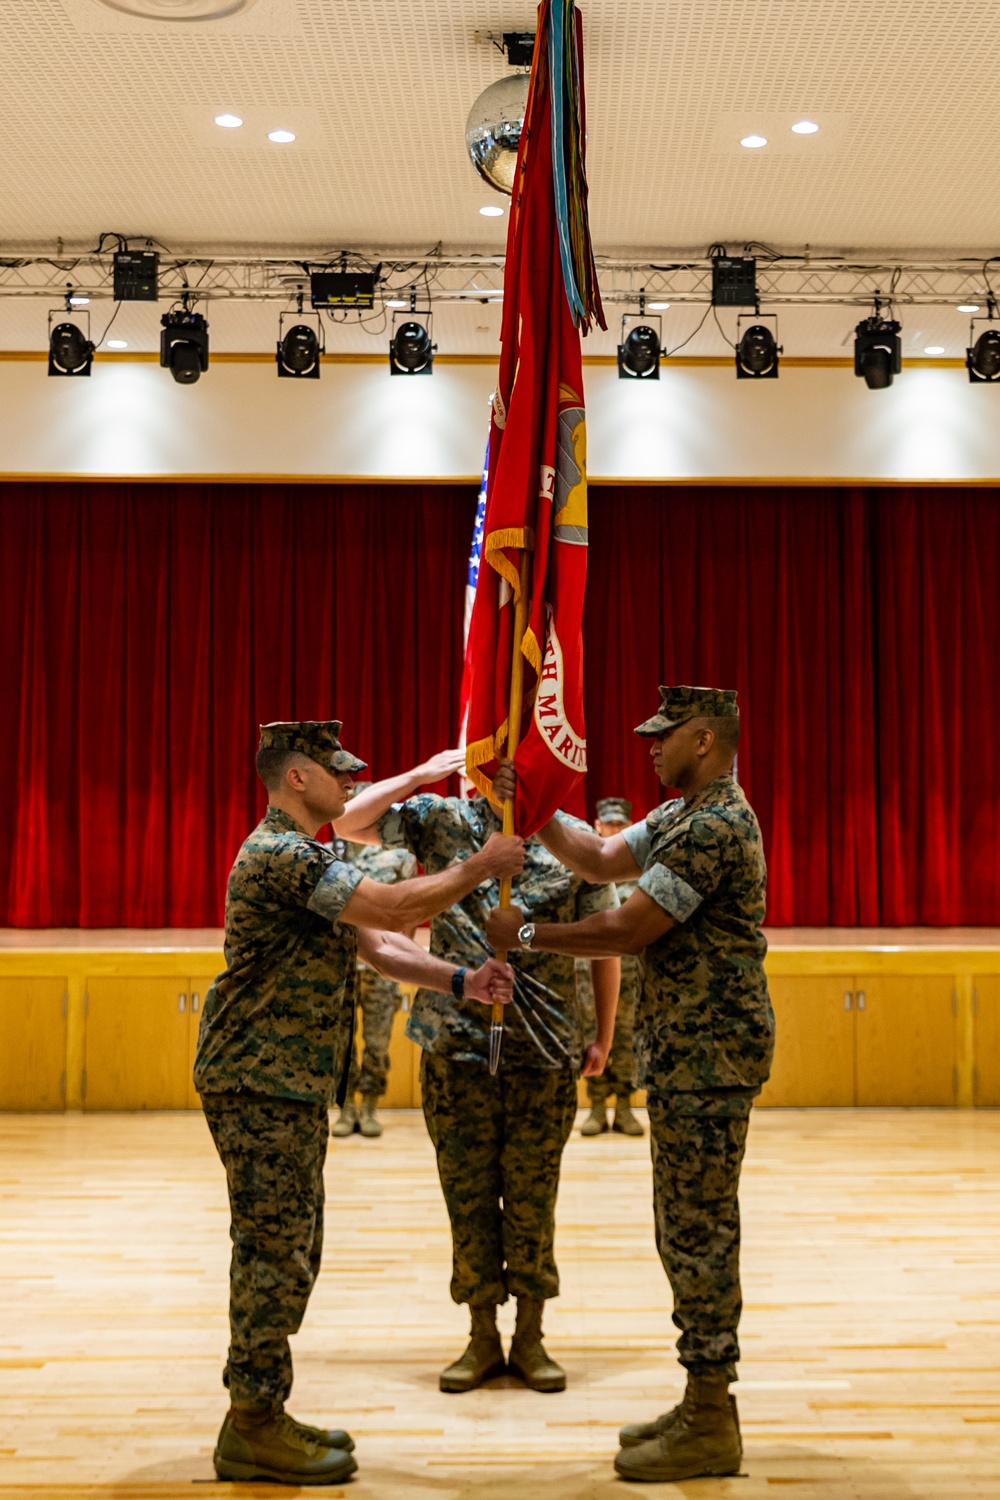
[622, 818, 651, 869]
[639, 861, 703, 922]
[306, 861, 365, 922]
[377, 804, 409, 851]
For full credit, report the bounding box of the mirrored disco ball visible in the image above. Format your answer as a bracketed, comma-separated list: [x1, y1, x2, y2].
[465, 73, 530, 196]
[97, 0, 257, 18]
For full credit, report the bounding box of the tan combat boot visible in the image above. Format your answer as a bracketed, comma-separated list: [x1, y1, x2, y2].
[439, 1305, 506, 1393]
[287, 1415, 355, 1452]
[507, 1295, 567, 1392]
[213, 1407, 358, 1484]
[612, 1095, 645, 1137]
[580, 1103, 608, 1136]
[358, 1096, 383, 1138]
[614, 1371, 742, 1481]
[331, 1100, 358, 1137]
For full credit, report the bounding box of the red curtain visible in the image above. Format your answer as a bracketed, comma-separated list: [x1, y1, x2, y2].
[583, 485, 1000, 926]
[2, 481, 998, 927]
[0, 483, 476, 927]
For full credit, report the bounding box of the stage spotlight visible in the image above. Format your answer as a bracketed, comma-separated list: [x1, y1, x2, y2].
[160, 308, 209, 384]
[967, 310, 1000, 382]
[48, 317, 94, 377]
[277, 321, 321, 378]
[735, 319, 781, 379]
[390, 317, 435, 375]
[617, 324, 661, 379]
[854, 312, 901, 389]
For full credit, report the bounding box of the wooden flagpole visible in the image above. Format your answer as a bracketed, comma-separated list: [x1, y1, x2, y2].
[489, 547, 533, 1076]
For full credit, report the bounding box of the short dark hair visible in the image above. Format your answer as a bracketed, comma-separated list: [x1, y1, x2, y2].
[256, 745, 302, 791]
[692, 716, 741, 755]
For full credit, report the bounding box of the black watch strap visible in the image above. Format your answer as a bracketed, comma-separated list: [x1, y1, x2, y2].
[451, 966, 468, 999]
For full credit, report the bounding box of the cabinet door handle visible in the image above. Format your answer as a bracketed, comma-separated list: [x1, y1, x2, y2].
[178, 993, 187, 1013]
[191, 993, 200, 1013]
[856, 990, 866, 1011]
[844, 991, 853, 1010]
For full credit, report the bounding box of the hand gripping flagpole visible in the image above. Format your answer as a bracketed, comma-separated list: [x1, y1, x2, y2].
[489, 547, 533, 1076]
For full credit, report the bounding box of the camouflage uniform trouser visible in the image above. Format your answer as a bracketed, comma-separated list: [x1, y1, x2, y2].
[647, 1090, 754, 1383]
[202, 1091, 328, 1411]
[346, 967, 402, 1099]
[420, 1052, 578, 1307]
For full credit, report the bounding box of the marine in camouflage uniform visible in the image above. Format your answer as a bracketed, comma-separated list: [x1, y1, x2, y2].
[194, 721, 522, 1483]
[577, 796, 643, 1136]
[193, 720, 369, 1485]
[330, 828, 418, 1138]
[377, 791, 619, 1392]
[486, 686, 775, 1482]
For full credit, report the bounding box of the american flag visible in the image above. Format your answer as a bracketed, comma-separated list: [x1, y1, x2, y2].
[459, 434, 490, 745]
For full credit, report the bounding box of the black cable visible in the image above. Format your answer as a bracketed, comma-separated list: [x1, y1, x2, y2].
[712, 305, 738, 350]
[663, 302, 713, 358]
[93, 300, 123, 349]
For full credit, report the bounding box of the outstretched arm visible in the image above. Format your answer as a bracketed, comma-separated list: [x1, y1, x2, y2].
[487, 887, 673, 959]
[356, 927, 514, 1005]
[333, 748, 466, 844]
[491, 761, 642, 883]
[339, 832, 522, 932]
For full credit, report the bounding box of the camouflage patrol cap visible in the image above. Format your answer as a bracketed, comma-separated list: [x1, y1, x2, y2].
[257, 720, 368, 773]
[595, 796, 633, 824]
[634, 685, 739, 738]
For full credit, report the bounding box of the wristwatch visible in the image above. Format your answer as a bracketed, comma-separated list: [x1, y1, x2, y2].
[517, 921, 536, 949]
[451, 967, 468, 999]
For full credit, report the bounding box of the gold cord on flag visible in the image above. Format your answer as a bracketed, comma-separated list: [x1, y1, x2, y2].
[489, 547, 533, 1076]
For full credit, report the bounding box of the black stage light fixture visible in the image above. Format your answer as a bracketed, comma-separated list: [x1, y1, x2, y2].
[967, 328, 1000, 381]
[160, 307, 209, 384]
[389, 310, 435, 375]
[113, 249, 159, 301]
[310, 269, 376, 309]
[47, 315, 94, 377]
[503, 31, 536, 65]
[617, 323, 661, 379]
[735, 316, 781, 379]
[712, 255, 757, 307]
[276, 315, 322, 378]
[966, 301, 1000, 382]
[854, 311, 902, 389]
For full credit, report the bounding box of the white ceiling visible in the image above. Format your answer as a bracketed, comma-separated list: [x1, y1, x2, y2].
[2, 0, 999, 356]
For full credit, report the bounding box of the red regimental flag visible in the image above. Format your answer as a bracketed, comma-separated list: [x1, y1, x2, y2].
[464, 0, 603, 836]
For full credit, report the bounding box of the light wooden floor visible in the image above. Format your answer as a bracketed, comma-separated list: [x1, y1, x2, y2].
[1, 1110, 999, 1499]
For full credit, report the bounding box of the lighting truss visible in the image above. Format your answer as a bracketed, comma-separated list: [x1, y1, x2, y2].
[0, 249, 997, 309]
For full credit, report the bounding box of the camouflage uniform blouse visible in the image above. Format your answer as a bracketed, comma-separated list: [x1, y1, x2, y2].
[622, 774, 775, 1098]
[378, 794, 619, 1069]
[193, 806, 365, 1105]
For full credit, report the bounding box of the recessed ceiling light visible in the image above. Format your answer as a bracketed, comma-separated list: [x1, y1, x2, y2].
[791, 119, 819, 135]
[68, 294, 90, 306]
[648, 301, 670, 310]
[215, 113, 243, 128]
[107, 339, 128, 350]
[386, 299, 407, 308]
[924, 346, 945, 355]
[268, 129, 296, 143]
[740, 134, 767, 149]
[480, 205, 504, 217]
[958, 303, 980, 313]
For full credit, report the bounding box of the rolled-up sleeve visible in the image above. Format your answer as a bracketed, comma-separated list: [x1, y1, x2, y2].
[621, 818, 651, 869]
[307, 860, 365, 922]
[638, 862, 703, 922]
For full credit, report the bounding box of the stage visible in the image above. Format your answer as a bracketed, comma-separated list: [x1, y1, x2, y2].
[1, 1107, 998, 1499]
[2, 929, 1000, 1111]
